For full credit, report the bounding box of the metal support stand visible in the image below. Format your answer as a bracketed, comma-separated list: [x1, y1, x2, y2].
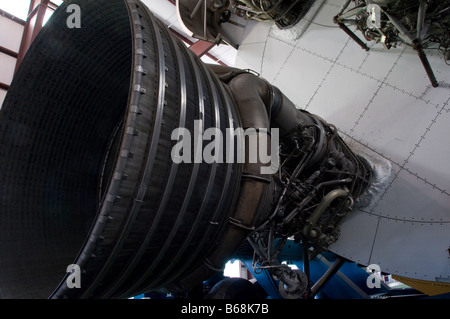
[302, 243, 312, 299]
[310, 256, 346, 297]
[333, 1, 440, 88]
[413, 40, 439, 87]
[334, 16, 369, 51]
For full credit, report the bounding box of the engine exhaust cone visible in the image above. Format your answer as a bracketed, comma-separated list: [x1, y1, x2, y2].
[0, 0, 245, 298]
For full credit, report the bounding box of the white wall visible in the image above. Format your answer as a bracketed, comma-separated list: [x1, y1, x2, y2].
[0, 54, 16, 85]
[0, 14, 24, 108]
[0, 15, 24, 51]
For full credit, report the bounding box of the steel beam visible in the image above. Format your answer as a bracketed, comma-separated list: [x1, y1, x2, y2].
[0, 46, 18, 59]
[0, 82, 10, 91]
[15, 0, 50, 73]
[310, 256, 346, 297]
[189, 40, 216, 57]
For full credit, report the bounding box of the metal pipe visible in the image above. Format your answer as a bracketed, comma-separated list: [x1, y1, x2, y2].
[283, 178, 352, 225]
[303, 188, 349, 237]
[413, 40, 439, 87]
[416, 0, 428, 41]
[338, 0, 352, 16]
[303, 242, 312, 298]
[384, 11, 413, 44]
[311, 256, 346, 297]
[337, 6, 366, 20]
[189, 0, 204, 18]
[334, 16, 370, 51]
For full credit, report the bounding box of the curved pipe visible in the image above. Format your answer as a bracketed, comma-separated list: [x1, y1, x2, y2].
[207, 64, 317, 138]
[303, 188, 350, 237]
